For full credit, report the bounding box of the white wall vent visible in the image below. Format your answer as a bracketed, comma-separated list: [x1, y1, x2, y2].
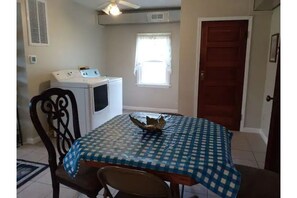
[147, 12, 169, 23]
[26, 0, 49, 46]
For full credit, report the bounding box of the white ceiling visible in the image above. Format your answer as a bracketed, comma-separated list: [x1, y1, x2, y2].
[73, 0, 181, 11]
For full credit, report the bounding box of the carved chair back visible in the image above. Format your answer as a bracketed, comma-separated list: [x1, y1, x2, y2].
[29, 88, 81, 171]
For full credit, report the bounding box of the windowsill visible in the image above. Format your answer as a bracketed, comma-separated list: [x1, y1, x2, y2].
[136, 84, 171, 88]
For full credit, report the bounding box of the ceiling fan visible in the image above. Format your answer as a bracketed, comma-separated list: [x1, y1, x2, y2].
[98, 0, 140, 16]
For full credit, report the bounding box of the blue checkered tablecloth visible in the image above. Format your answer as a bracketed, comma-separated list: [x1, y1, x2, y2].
[63, 112, 241, 198]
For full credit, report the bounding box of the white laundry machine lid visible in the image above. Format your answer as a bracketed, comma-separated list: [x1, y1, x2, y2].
[53, 77, 108, 88]
[51, 69, 108, 88]
[107, 77, 123, 82]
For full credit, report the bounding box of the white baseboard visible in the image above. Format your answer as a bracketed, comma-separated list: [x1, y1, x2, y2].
[241, 127, 261, 133]
[123, 106, 178, 114]
[259, 129, 268, 145]
[24, 136, 41, 144]
[241, 127, 268, 145]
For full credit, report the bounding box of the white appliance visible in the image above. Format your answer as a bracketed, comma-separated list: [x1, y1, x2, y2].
[50, 69, 122, 136]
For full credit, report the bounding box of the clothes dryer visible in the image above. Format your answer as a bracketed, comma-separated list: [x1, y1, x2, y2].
[51, 69, 122, 136]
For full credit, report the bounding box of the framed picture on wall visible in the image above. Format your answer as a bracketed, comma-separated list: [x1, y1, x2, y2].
[269, 33, 279, 62]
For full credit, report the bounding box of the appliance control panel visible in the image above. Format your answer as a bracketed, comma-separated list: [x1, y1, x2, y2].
[52, 70, 81, 80]
[80, 68, 101, 78]
[52, 68, 102, 82]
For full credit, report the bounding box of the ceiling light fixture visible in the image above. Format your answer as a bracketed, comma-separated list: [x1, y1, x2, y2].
[103, 3, 122, 16]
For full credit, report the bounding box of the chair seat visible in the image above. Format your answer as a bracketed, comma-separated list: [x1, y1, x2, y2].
[56, 164, 101, 196]
[235, 164, 280, 198]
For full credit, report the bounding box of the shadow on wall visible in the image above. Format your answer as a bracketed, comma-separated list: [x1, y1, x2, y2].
[39, 81, 51, 93]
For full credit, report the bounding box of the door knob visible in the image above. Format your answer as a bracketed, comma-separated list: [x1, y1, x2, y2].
[266, 95, 274, 102]
[200, 71, 205, 81]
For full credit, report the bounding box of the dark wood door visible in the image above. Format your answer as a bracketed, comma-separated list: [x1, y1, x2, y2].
[198, 20, 248, 130]
[264, 51, 280, 173]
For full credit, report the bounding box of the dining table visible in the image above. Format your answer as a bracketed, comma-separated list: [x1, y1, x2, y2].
[63, 112, 241, 198]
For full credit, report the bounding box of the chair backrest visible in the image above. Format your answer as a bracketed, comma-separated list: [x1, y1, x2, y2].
[29, 88, 81, 168]
[97, 166, 171, 198]
[235, 164, 280, 198]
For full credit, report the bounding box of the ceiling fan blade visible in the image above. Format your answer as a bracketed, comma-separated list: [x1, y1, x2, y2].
[97, 1, 110, 10]
[118, 0, 140, 9]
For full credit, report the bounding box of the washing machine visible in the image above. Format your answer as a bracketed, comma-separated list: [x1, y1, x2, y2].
[50, 69, 122, 136]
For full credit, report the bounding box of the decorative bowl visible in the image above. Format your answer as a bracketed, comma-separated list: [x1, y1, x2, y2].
[129, 113, 166, 132]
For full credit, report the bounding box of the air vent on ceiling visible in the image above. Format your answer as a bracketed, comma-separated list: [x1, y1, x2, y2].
[147, 12, 169, 23]
[26, 0, 49, 45]
[98, 10, 180, 25]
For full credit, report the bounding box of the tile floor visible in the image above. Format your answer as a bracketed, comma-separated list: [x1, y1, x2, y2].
[17, 131, 266, 198]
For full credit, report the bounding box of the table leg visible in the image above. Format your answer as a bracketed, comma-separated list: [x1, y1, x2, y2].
[170, 182, 180, 198]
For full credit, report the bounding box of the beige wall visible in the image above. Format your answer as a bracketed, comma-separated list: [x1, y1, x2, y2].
[18, 0, 106, 143]
[104, 23, 180, 111]
[179, 0, 272, 129]
[261, 6, 280, 140]
[244, 13, 271, 128]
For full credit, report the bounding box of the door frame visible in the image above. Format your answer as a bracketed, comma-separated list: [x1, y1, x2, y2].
[193, 16, 253, 131]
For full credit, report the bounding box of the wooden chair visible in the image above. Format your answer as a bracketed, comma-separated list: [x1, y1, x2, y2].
[236, 164, 280, 198]
[97, 166, 172, 198]
[29, 87, 103, 198]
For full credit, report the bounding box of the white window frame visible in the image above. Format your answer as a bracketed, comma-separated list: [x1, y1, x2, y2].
[134, 33, 172, 88]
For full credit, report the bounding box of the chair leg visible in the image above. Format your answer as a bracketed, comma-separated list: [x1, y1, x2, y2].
[103, 190, 107, 198]
[86, 191, 99, 198]
[86, 193, 98, 198]
[52, 182, 60, 198]
[102, 188, 113, 198]
[181, 185, 184, 198]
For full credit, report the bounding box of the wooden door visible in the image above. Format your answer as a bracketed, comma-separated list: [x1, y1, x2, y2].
[264, 51, 280, 173]
[198, 20, 248, 130]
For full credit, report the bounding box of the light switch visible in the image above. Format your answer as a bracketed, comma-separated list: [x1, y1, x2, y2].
[29, 55, 37, 64]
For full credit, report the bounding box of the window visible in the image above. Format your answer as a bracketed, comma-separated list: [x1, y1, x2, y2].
[134, 33, 172, 87]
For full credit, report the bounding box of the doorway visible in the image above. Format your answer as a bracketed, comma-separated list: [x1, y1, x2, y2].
[197, 20, 249, 130]
[264, 51, 280, 173]
[17, 2, 30, 144]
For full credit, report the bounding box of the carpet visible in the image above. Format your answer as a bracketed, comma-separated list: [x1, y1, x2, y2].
[17, 159, 49, 188]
